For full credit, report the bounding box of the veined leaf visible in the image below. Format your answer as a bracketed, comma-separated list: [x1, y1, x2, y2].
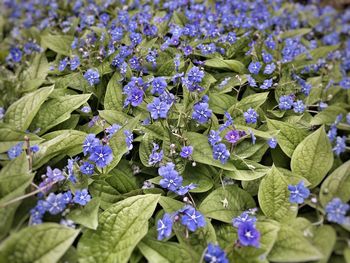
[41, 35, 74, 56]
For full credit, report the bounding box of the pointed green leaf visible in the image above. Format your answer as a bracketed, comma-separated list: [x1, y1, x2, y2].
[199, 185, 256, 223]
[319, 160, 350, 206]
[204, 58, 245, 73]
[268, 225, 323, 262]
[41, 35, 74, 56]
[30, 94, 91, 135]
[311, 225, 336, 263]
[67, 198, 100, 230]
[77, 194, 160, 263]
[258, 166, 297, 221]
[104, 72, 123, 111]
[291, 126, 333, 188]
[0, 223, 79, 263]
[267, 119, 309, 157]
[4, 86, 54, 131]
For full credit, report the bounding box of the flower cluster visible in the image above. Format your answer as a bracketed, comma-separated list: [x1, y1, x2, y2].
[83, 134, 113, 168]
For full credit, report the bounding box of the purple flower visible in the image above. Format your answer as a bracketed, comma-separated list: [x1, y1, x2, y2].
[180, 146, 193, 158]
[192, 102, 212, 124]
[43, 193, 68, 215]
[233, 212, 257, 228]
[260, 78, 273, 90]
[130, 32, 142, 46]
[288, 181, 310, 204]
[83, 134, 100, 156]
[237, 222, 260, 247]
[89, 145, 113, 168]
[204, 243, 229, 263]
[70, 56, 80, 70]
[7, 142, 23, 160]
[84, 69, 100, 86]
[58, 57, 69, 71]
[263, 63, 276, 74]
[149, 143, 163, 166]
[159, 163, 183, 192]
[225, 130, 244, 144]
[244, 108, 259, 124]
[248, 62, 261, 75]
[80, 162, 95, 175]
[247, 75, 257, 87]
[325, 198, 350, 224]
[157, 213, 173, 240]
[268, 138, 278, 148]
[208, 130, 222, 146]
[279, 95, 294, 110]
[180, 206, 206, 232]
[152, 77, 167, 95]
[46, 166, 65, 182]
[147, 97, 170, 120]
[125, 87, 144, 107]
[213, 143, 230, 164]
[73, 189, 91, 206]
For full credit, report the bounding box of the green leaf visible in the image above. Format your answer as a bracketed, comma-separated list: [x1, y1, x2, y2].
[267, 119, 308, 157]
[204, 58, 245, 73]
[4, 86, 54, 131]
[209, 93, 236, 114]
[0, 223, 79, 263]
[233, 92, 269, 112]
[258, 166, 297, 221]
[104, 72, 123, 111]
[41, 35, 74, 56]
[33, 130, 87, 169]
[311, 225, 336, 263]
[319, 160, 350, 206]
[280, 28, 312, 39]
[105, 114, 141, 173]
[291, 126, 333, 188]
[310, 105, 348, 126]
[138, 236, 192, 263]
[0, 124, 44, 153]
[159, 196, 184, 213]
[268, 225, 323, 262]
[30, 94, 91, 135]
[224, 159, 270, 181]
[0, 153, 33, 238]
[182, 164, 214, 193]
[139, 133, 154, 167]
[199, 185, 256, 223]
[67, 198, 100, 230]
[77, 194, 160, 263]
[22, 53, 49, 91]
[106, 160, 138, 194]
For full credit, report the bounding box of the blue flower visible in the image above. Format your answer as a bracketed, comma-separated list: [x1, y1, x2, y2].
[7, 47, 22, 63]
[192, 102, 212, 124]
[83, 134, 100, 156]
[268, 138, 278, 148]
[333, 136, 346, 156]
[43, 193, 68, 215]
[208, 130, 222, 146]
[175, 183, 197, 195]
[260, 78, 273, 90]
[293, 100, 305, 113]
[180, 206, 206, 232]
[279, 95, 294, 110]
[105, 124, 121, 139]
[157, 213, 173, 240]
[7, 142, 23, 160]
[89, 145, 113, 168]
[244, 108, 259, 124]
[58, 57, 69, 71]
[180, 146, 193, 158]
[152, 77, 167, 95]
[159, 163, 183, 192]
[67, 159, 77, 183]
[147, 97, 170, 120]
[262, 50, 273, 63]
[340, 77, 350, 90]
[188, 66, 205, 83]
[263, 63, 276, 74]
[80, 162, 95, 175]
[288, 181, 310, 204]
[124, 130, 134, 151]
[249, 129, 256, 145]
[84, 69, 100, 86]
[213, 143, 230, 164]
[204, 243, 229, 263]
[30, 145, 40, 153]
[0, 107, 5, 120]
[46, 166, 65, 182]
[248, 62, 261, 75]
[237, 222, 260, 247]
[73, 189, 91, 206]
[325, 198, 350, 224]
[149, 143, 163, 166]
[70, 56, 80, 70]
[125, 87, 144, 107]
[247, 75, 257, 87]
[232, 212, 257, 228]
[130, 32, 142, 46]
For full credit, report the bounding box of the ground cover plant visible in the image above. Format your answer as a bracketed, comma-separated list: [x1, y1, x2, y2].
[0, 0, 350, 262]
